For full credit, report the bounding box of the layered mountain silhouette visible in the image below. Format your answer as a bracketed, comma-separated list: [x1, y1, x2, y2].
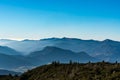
[1, 37, 120, 61]
[0, 37, 120, 72]
[28, 46, 97, 66]
[0, 45, 97, 72]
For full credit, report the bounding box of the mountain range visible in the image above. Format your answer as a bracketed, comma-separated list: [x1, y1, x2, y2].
[0, 37, 120, 73]
[27, 46, 97, 66]
[0, 46, 97, 73]
[1, 37, 120, 60]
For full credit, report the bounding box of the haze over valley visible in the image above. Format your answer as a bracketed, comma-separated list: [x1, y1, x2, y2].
[0, 37, 120, 73]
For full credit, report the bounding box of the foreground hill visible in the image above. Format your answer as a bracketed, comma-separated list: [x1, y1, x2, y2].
[1, 62, 120, 80]
[1, 62, 119, 80]
[18, 62, 120, 80]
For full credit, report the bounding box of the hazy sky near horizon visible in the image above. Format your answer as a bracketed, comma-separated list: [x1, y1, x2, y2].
[0, 0, 120, 40]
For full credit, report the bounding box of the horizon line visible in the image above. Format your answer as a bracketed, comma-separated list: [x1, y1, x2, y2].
[0, 37, 119, 42]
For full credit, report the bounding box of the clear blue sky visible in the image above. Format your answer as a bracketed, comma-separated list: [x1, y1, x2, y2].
[0, 0, 120, 41]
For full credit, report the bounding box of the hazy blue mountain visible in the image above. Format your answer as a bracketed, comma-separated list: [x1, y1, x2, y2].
[0, 46, 98, 72]
[3, 40, 43, 54]
[95, 39, 120, 61]
[0, 53, 33, 70]
[28, 46, 98, 66]
[1, 37, 120, 61]
[0, 69, 21, 75]
[1, 37, 99, 54]
[0, 46, 22, 55]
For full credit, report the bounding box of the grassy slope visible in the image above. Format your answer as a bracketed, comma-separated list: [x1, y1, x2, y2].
[19, 62, 120, 80]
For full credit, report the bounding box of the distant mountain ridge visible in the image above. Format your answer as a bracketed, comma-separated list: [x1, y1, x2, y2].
[0, 37, 120, 72]
[0, 37, 120, 61]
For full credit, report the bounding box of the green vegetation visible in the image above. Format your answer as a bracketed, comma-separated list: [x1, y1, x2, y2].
[1, 61, 120, 80]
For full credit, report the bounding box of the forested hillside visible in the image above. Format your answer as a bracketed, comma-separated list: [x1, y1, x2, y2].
[1, 61, 120, 80]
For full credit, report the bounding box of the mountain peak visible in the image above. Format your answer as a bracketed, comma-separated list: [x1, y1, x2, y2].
[102, 39, 118, 44]
[22, 39, 35, 42]
[62, 37, 81, 40]
[40, 37, 60, 41]
[104, 39, 112, 41]
[102, 39, 114, 43]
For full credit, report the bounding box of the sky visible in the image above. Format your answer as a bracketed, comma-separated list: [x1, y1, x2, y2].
[0, 0, 120, 41]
